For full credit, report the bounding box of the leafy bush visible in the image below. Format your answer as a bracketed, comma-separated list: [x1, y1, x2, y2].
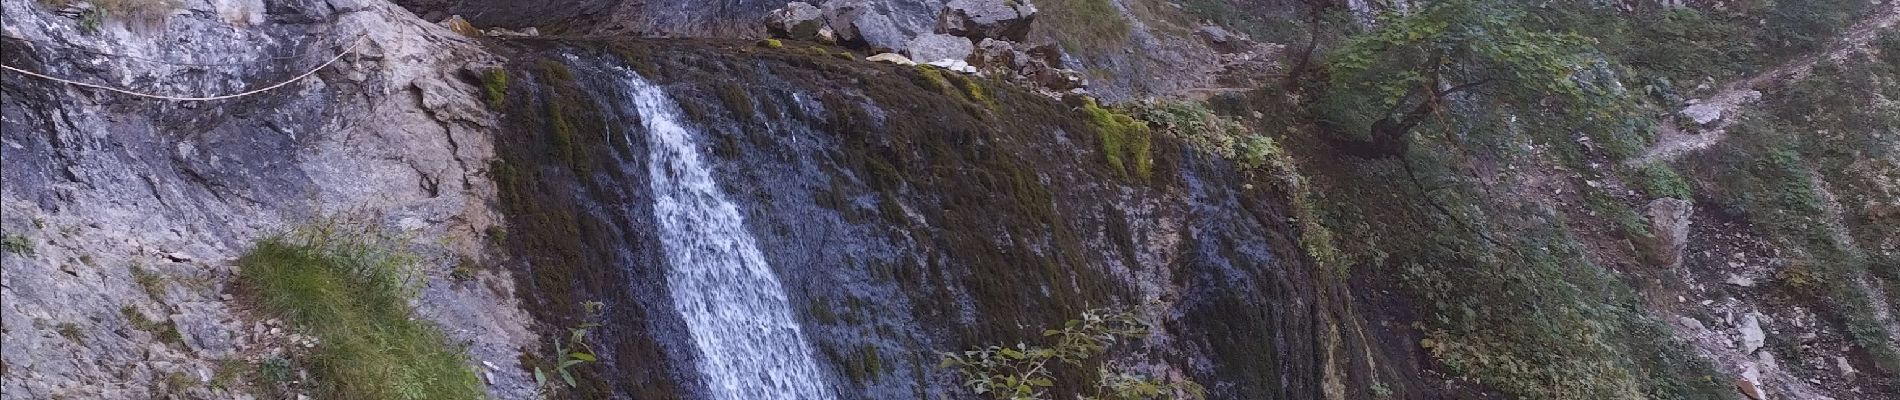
[235, 224, 483, 400]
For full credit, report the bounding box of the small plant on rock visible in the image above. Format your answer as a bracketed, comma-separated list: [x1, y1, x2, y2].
[535, 301, 603, 391]
[1, 234, 32, 256]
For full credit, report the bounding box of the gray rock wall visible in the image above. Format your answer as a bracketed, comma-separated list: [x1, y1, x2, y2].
[0, 0, 539, 397]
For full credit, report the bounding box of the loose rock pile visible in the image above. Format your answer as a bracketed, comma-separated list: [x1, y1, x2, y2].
[764, 0, 1089, 95]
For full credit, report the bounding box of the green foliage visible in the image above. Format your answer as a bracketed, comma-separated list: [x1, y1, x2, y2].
[121, 305, 185, 348]
[1081, 99, 1154, 179]
[235, 223, 483, 400]
[1315, 0, 1652, 162]
[1036, 0, 1131, 52]
[1631, 163, 1693, 200]
[1, 234, 31, 256]
[757, 38, 784, 49]
[941, 308, 1203, 400]
[480, 68, 509, 108]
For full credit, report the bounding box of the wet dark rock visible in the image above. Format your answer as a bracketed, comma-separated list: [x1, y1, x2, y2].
[937, 0, 1037, 41]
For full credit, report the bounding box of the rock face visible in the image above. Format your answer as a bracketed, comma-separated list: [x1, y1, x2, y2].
[937, 0, 1037, 41]
[765, 2, 825, 41]
[0, 0, 539, 398]
[905, 32, 975, 63]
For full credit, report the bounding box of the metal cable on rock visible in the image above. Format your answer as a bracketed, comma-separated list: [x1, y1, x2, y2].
[0, 37, 363, 101]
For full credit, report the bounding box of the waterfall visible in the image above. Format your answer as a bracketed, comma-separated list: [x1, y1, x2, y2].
[616, 69, 837, 400]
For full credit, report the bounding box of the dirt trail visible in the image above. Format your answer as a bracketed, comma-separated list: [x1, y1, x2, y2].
[1629, 2, 1900, 167]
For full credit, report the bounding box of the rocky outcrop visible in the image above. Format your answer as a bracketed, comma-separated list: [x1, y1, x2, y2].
[936, 0, 1036, 41]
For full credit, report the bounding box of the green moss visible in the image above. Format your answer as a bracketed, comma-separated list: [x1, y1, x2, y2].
[481, 68, 509, 108]
[1081, 99, 1153, 179]
[757, 39, 783, 49]
[235, 230, 483, 400]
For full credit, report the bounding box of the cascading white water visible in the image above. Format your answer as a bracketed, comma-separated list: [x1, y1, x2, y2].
[618, 70, 836, 399]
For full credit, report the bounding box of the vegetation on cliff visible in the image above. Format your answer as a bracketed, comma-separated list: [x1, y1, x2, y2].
[234, 224, 483, 400]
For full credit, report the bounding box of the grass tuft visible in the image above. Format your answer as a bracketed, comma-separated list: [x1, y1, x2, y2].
[235, 225, 482, 400]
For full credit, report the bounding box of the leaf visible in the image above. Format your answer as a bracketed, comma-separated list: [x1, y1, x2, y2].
[533, 367, 548, 387]
[1001, 348, 1026, 360]
[1027, 377, 1053, 387]
[561, 369, 578, 387]
[569, 352, 597, 362]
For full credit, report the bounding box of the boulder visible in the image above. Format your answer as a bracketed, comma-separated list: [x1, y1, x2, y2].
[823, 0, 909, 53]
[905, 33, 974, 64]
[765, 2, 826, 41]
[937, 0, 1038, 41]
[1738, 312, 1766, 354]
[866, 53, 917, 66]
[1643, 198, 1693, 268]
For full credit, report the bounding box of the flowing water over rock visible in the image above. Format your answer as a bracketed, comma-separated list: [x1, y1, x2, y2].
[616, 69, 837, 399]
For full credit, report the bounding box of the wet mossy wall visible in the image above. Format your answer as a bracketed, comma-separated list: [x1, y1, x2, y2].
[481, 38, 1384, 399]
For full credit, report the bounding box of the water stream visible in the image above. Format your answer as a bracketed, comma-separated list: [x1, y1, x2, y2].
[618, 69, 836, 400]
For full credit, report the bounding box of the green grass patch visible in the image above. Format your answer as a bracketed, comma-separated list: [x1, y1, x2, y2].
[235, 227, 482, 400]
[1036, 0, 1131, 52]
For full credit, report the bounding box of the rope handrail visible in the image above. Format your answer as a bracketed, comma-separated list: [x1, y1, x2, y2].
[0, 37, 362, 101]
